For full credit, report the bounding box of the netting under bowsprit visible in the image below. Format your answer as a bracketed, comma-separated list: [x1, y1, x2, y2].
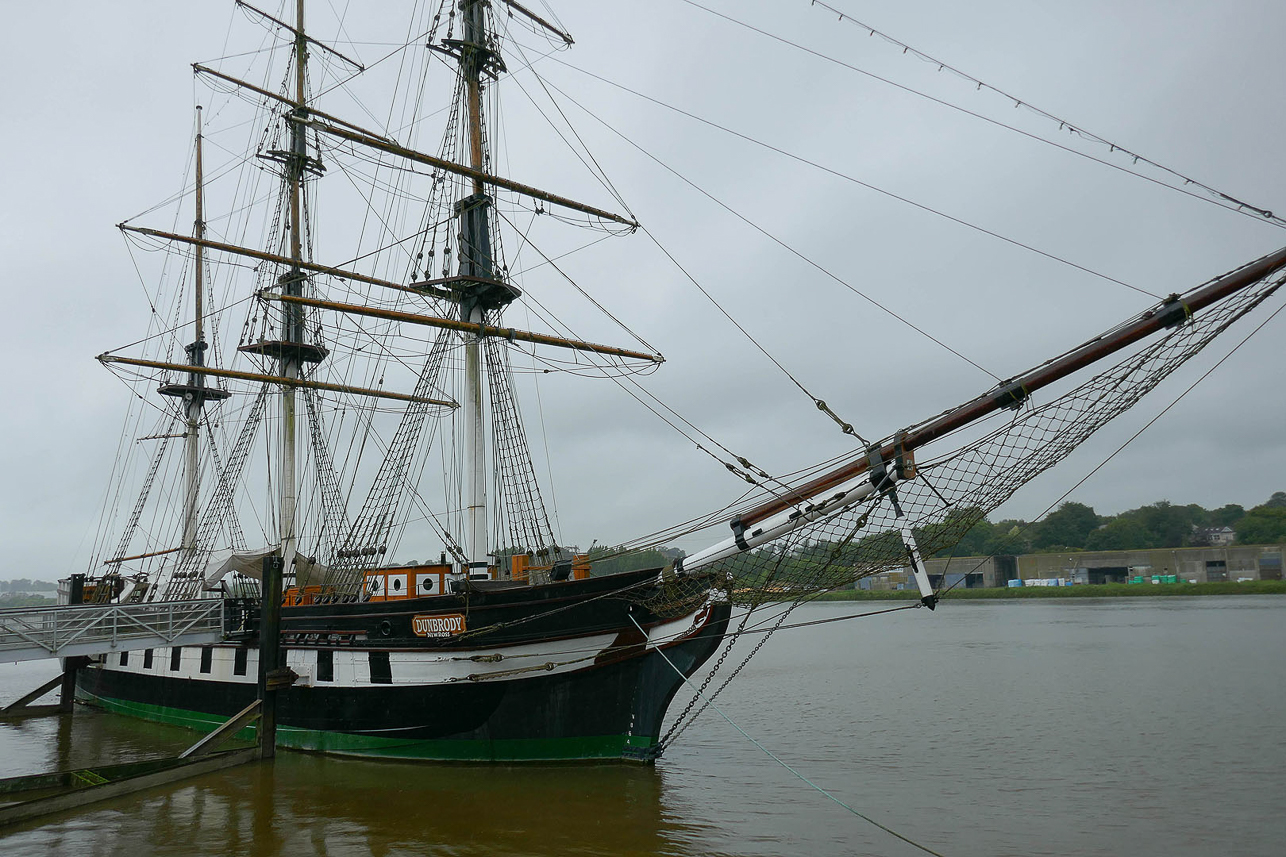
[644, 271, 1282, 616]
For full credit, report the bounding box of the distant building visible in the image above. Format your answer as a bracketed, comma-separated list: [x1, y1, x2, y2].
[1191, 526, 1236, 547]
[1018, 544, 1283, 583]
[855, 544, 1284, 589]
[859, 555, 1016, 590]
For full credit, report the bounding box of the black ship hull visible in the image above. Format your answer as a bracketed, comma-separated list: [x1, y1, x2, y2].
[76, 570, 731, 761]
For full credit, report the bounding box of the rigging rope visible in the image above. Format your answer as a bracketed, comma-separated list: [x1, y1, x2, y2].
[491, 208, 659, 355]
[108, 432, 175, 564]
[303, 387, 353, 569]
[548, 57, 1160, 311]
[641, 226, 870, 444]
[161, 385, 270, 601]
[487, 207, 786, 495]
[204, 420, 249, 552]
[485, 334, 558, 558]
[502, 26, 634, 219]
[638, 257, 1283, 620]
[802, 0, 1285, 229]
[673, 0, 1281, 235]
[538, 73, 1010, 386]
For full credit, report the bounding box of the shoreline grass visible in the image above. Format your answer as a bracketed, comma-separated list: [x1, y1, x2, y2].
[815, 580, 1286, 600]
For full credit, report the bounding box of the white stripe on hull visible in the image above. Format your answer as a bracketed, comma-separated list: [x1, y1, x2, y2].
[92, 603, 719, 690]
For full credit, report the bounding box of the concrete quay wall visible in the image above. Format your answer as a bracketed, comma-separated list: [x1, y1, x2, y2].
[1015, 544, 1285, 584]
[858, 545, 1285, 589]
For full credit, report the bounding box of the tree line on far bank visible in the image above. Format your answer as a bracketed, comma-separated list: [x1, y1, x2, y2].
[0, 578, 58, 607]
[948, 491, 1286, 556]
[0, 578, 56, 592]
[584, 492, 1286, 579]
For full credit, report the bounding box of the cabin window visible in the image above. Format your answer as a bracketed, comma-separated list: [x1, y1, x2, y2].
[170, 646, 182, 671]
[200, 647, 213, 674]
[368, 651, 392, 684]
[233, 647, 248, 676]
[143, 649, 154, 670]
[317, 649, 334, 682]
[119, 651, 129, 667]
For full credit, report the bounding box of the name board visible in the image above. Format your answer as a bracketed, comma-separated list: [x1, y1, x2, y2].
[412, 613, 467, 638]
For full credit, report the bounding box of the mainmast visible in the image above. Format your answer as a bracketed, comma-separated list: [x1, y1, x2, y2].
[281, 0, 307, 582]
[159, 106, 229, 554]
[110, 0, 639, 587]
[456, 0, 517, 577]
[236, 0, 327, 578]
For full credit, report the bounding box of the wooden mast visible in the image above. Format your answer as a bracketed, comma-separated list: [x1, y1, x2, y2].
[185, 109, 206, 553]
[459, 0, 497, 580]
[279, 0, 309, 588]
[193, 108, 206, 372]
[157, 106, 231, 555]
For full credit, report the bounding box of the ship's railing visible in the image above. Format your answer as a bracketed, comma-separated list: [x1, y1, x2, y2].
[0, 599, 233, 663]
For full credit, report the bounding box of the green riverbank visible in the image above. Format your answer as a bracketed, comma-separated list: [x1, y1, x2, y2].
[817, 580, 1286, 600]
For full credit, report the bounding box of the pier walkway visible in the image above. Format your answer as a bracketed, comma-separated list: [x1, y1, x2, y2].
[0, 599, 235, 663]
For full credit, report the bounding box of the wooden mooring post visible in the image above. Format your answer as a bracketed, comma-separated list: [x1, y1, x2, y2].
[0, 657, 89, 722]
[0, 675, 64, 722]
[257, 553, 285, 759]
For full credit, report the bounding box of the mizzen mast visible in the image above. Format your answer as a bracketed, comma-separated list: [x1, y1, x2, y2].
[158, 106, 230, 555]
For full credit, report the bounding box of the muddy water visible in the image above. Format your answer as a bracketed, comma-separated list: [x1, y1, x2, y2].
[1, 596, 1283, 856]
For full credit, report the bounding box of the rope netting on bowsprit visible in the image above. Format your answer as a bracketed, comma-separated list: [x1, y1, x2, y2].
[642, 270, 1283, 618]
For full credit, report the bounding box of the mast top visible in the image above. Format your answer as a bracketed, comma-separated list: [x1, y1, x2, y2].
[234, 0, 364, 71]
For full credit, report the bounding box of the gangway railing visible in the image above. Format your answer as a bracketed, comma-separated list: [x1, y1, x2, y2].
[0, 599, 244, 663]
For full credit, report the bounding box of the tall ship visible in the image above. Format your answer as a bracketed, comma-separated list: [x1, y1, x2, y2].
[74, 0, 1286, 762]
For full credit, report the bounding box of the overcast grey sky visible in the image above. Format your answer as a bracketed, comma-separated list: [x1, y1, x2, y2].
[3, 0, 1285, 579]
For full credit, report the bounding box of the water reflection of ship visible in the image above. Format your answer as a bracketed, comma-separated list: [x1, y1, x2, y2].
[5, 698, 678, 855]
[124, 755, 674, 856]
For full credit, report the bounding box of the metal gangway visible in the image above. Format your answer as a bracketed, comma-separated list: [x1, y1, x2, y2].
[0, 599, 235, 663]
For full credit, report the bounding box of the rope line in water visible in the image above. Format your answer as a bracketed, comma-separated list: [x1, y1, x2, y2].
[633, 615, 948, 857]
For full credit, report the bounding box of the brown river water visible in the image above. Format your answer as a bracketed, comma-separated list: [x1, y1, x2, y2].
[0, 596, 1283, 856]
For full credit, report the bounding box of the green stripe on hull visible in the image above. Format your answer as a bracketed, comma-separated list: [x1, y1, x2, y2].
[78, 688, 656, 762]
[78, 688, 260, 741]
